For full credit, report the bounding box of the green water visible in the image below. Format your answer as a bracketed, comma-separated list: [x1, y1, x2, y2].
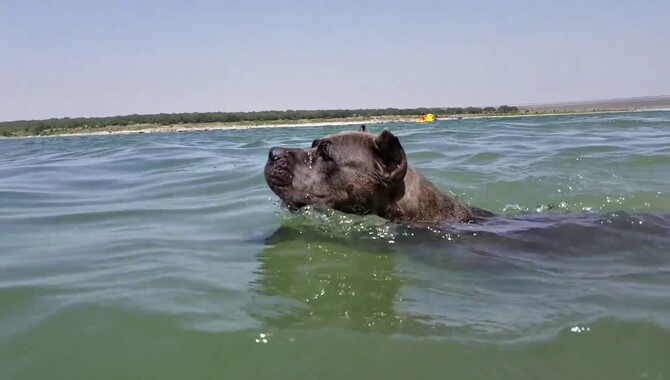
[1, 112, 669, 379]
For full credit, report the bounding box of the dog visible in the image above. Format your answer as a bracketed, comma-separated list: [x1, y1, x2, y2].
[264, 126, 494, 224]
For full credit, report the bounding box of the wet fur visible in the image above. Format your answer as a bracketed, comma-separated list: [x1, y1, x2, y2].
[264, 128, 494, 224]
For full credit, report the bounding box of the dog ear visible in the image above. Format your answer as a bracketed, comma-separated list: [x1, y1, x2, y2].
[374, 129, 407, 183]
[359, 124, 366, 132]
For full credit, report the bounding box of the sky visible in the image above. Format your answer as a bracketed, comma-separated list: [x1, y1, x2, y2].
[1, 0, 669, 121]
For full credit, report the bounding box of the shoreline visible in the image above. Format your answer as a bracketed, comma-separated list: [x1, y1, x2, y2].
[4, 118, 405, 139]
[0, 109, 662, 139]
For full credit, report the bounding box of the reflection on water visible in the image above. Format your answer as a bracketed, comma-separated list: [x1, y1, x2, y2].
[250, 207, 670, 339]
[255, 224, 403, 333]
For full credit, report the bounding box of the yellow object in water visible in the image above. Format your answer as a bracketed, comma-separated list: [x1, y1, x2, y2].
[415, 113, 436, 123]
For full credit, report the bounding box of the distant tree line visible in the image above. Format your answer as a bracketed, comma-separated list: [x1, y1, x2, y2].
[0, 106, 519, 136]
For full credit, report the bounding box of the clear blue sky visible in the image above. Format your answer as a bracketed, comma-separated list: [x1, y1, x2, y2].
[1, 0, 669, 121]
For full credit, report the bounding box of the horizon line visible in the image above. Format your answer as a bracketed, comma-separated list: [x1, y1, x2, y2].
[3, 94, 669, 124]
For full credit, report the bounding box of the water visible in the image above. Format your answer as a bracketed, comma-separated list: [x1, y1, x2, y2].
[1, 111, 669, 379]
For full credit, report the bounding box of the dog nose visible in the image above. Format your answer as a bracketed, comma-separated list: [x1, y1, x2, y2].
[269, 147, 286, 162]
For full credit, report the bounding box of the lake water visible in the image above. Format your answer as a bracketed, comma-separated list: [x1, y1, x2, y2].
[1, 112, 669, 379]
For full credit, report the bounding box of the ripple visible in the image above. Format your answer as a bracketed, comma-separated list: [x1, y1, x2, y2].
[1, 111, 670, 347]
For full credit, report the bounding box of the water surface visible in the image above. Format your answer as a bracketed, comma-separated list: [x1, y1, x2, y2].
[1, 112, 670, 379]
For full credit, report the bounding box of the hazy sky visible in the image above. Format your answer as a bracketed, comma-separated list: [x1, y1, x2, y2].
[1, 0, 669, 121]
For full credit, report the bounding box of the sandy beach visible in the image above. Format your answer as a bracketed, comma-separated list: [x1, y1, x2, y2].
[4, 117, 407, 139]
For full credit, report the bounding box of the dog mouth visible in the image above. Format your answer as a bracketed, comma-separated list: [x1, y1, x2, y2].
[264, 162, 292, 188]
[264, 161, 303, 210]
[266, 172, 292, 189]
[264, 157, 329, 212]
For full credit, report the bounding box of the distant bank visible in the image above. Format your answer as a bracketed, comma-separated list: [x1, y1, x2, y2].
[515, 95, 670, 113]
[1, 95, 669, 138]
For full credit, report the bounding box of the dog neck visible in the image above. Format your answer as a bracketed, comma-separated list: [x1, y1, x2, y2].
[382, 168, 484, 224]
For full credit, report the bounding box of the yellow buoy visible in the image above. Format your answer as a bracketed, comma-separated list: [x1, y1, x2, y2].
[415, 113, 435, 123]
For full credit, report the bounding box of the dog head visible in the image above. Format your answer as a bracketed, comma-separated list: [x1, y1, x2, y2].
[264, 128, 408, 216]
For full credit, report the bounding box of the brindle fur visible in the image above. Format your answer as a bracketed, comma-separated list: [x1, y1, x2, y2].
[264, 127, 494, 224]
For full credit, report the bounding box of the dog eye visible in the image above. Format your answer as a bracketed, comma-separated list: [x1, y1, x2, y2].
[317, 141, 333, 161]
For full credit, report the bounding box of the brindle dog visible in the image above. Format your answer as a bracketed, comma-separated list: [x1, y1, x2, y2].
[264, 126, 493, 224]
